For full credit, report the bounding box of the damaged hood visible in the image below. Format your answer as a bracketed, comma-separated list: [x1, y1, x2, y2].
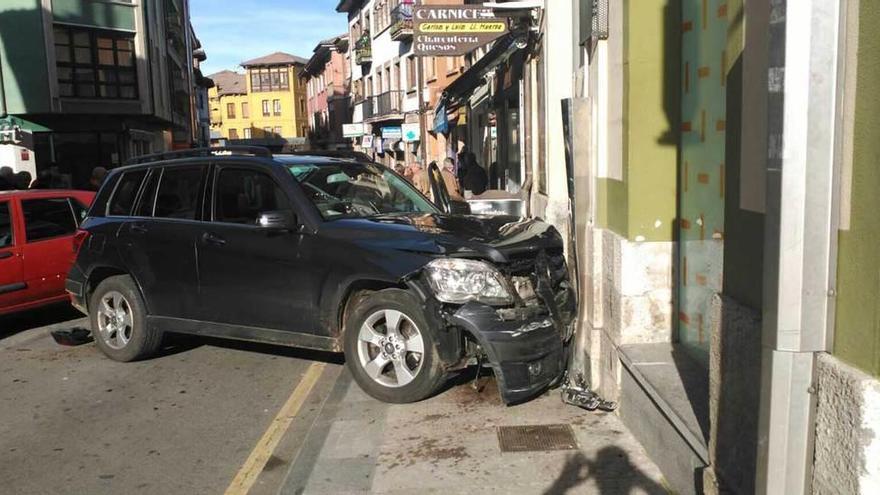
[320, 213, 563, 262]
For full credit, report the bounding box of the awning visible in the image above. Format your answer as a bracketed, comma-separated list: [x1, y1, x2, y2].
[437, 32, 528, 111]
[0, 116, 51, 133]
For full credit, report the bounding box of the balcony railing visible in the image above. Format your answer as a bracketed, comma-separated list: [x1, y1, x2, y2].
[390, 2, 414, 41]
[362, 90, 404, 120]
[354, 32, 372, 65]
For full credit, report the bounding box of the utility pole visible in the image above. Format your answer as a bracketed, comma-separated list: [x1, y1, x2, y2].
[416, 54, 427, 164]
[0, 53, 7, 118]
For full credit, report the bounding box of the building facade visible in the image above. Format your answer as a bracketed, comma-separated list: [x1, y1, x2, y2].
[0, 0, 201, 188]
[302, 34, 351, 150]
[337, 0, 468, 169]
[208, 52, 310, 149]
[518, 1, 880, 494]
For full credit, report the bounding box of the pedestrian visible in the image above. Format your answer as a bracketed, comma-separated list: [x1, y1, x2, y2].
[88, 167, 108, 191]
[30, 170, 53, 189]
[460, 152, 488, 195]
[14, 171, 32, 190]
[404, 159, 422, 186]
[440, 157, 463, 200]
[0, 166, 14, 191]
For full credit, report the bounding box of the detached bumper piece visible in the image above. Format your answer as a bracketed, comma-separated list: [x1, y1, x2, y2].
[65, 266, 88, 315]
[448, 302, 566, 404]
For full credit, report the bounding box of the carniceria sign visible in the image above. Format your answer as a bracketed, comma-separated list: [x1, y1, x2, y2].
[413, 5, 508, 56]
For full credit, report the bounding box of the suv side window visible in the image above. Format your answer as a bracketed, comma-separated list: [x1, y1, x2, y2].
[154, 165, 207, 220]
[22, 198, 77, 242]
[134, 169, 162, 217]
[0, 201, 12, 248]
[108, 170, 147, 216]
[214, 168, 286, 225]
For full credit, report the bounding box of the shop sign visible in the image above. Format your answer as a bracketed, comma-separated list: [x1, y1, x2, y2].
[413, 5, 508, 56]
[381, 126, 403, 139]
[343, 123, 365, 138]
[20, 149, 30, 161]
[361, 135, 374, 148]
[401, 123, 420, 142]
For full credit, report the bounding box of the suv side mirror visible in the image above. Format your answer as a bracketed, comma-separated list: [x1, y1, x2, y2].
[256, 210, 297, 231]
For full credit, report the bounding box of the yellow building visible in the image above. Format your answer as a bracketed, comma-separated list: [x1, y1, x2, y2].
[208, 52, 309, 142]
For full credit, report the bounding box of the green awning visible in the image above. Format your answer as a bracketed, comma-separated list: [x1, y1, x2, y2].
[0, 116, 51, 133]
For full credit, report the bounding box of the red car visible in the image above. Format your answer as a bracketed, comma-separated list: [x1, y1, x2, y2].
[0, 189, 95, 315]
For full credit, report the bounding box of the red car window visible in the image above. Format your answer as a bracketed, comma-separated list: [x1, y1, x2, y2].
[21, 198, 78, 242]
[0, 201, 12, 248]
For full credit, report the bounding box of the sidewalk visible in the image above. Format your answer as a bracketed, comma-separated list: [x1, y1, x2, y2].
[272, 368, 668, 495]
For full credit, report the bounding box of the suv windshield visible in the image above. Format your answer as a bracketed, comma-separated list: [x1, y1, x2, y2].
[287, 162, 439, 220]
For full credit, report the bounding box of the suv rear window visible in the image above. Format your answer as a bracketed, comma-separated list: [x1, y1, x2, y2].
[22, 198, 77, 242]
[108, 170, 147, 216]
[154, 166, 206, 220]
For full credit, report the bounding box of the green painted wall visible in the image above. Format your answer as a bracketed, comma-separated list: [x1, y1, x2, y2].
[597, 0, 678, 242]
[834, 0, 880, 377]
[0, 0, 51, 114]
[52, 0, 136, 31]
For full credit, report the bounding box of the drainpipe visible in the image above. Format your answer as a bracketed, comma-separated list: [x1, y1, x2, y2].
[0, 53, 7, 118]
[755, 0, 846, 493]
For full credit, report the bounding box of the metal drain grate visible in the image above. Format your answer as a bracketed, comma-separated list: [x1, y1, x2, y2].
[497, 424, 579, 452]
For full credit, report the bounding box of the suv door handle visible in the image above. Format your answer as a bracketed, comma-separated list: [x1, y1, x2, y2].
[130, 224, 148, 234]
[0, 251, 13, 260]
[201, 232, 227, 246]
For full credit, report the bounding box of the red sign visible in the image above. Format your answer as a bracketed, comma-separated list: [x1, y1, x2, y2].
[20, 149, 30, 161]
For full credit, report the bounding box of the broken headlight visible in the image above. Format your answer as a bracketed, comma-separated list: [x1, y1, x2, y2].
[425, 258, 513, 306]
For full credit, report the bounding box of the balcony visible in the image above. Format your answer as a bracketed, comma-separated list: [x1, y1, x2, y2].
[390, 2, 414, 41]
[362, 90, 404, 121]
[354, 32, 372, 65]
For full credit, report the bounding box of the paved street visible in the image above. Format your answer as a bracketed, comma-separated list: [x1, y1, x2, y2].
[1, 308, 666, 495]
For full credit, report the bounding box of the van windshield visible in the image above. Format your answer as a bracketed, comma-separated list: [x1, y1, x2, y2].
[286, 162, 439, 220]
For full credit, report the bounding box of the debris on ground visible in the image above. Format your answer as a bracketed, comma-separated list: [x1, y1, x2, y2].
[50, 328, 93, 347]
[560, 371, 618, 412]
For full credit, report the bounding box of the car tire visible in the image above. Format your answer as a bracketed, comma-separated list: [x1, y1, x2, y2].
[89, 275, 161, 362]
[344, 289, 446, 403]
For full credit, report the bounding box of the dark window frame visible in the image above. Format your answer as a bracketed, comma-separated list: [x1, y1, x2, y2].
[0, 200, 14, 249]
[54, 24, 138, 100]
[21, 197, 79, 244]
[106, 170, 148, 217]
[152, 165, 210, 221]
[210, 166, 288, 226]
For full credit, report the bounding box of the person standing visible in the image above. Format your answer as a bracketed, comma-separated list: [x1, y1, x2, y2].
[88, 167, 108, 191]
[460, 152, 488, 196]
[440, 157, 464, 200]
[0, 166, 14, 191]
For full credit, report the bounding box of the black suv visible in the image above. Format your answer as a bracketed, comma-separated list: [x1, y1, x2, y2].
[66, 147, 575, 404]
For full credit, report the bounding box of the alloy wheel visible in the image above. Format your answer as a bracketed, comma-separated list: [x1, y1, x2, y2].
[357, 309, 425, 388]
[96, 291, 133, 350]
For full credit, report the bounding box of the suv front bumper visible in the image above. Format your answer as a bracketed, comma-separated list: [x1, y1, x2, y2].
[447, 301, 571, 404]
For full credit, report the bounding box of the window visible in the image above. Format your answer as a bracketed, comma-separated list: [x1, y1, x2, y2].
[22, 198, 78, 242]
[249, 67, 291, 92]
[54, 25, 137, 99]
[226, 102, 236, 119]
[273, 99, 282, 116]
[263, 127, 273, 135]
[262, 100, 270, 117]
[0, 202, 12, 248]
[229, 128, 239, 140]
[406, 57, 416, 91]
[243, 128, 252, 139]
[274, 126, 283, 136]
[108, 170, 147, 216]
[154, 166, 206, 220]
[301, 125, 309, 137]
[241, 102, 249, 118]
[213, 169, 285, 225]
[424, 56, 436, 80]
[299, 99, 305, 115]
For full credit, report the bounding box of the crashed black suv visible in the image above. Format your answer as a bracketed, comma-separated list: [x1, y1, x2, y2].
[66, 147, 575, 404]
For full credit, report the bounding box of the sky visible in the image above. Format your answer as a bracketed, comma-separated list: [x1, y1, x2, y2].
[190, 0, 347, 76]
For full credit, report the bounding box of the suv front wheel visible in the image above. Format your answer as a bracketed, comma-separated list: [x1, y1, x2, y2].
[344, 289, 446, 403]
[90, 275, 162, 362]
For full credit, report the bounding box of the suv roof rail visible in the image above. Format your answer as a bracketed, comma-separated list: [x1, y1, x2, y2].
[125, 146, 272, 165]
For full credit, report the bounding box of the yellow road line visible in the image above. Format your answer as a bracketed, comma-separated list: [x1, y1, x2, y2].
[224, 362, 326, 495]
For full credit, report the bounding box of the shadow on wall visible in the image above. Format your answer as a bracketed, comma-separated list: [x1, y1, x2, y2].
[543, 447, 667, 495]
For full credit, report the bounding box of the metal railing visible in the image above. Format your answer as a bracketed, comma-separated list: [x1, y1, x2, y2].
[390, 2, 414, 40]
[362, 90, 404, 120]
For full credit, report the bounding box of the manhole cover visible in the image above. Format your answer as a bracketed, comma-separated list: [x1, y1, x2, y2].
[497, 424, 579, 452]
